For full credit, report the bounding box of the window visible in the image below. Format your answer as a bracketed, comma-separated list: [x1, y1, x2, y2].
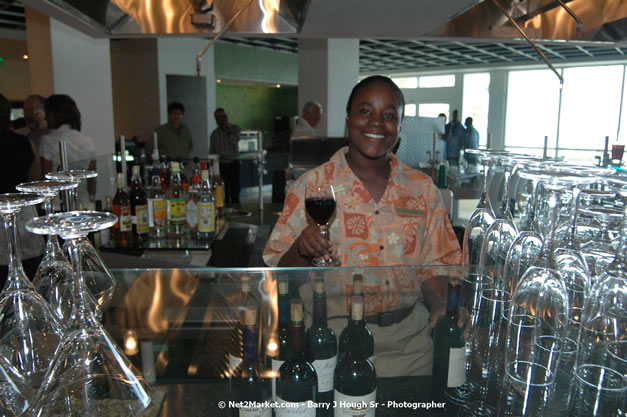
[505, 69, 561, 157]
[462, 73, 490, 147]
[404, 104, 417, 117]
[418, 74, 455, 88]
[418, 103, 449, 118]
[392, 77, 418, 89]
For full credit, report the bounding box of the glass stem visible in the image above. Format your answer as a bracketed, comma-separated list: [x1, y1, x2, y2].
[479, 161, 492, 213]
[499, 165, 513, 219]
[538, 188, 560, 266]
[67, 238, 89, 328]
[616, 210, 627, 267]
[523, 179, 540, 232]
[566, 187, 581, 249]
[2, 212, 26, 286]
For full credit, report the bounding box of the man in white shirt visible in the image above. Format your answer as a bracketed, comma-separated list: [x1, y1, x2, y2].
[291, 101, 322, 138]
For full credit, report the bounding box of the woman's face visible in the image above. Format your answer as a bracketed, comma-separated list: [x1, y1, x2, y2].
[346, 81, 402, 161]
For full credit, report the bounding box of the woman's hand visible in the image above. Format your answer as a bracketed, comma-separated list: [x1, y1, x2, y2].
[294, 223, 334, 261]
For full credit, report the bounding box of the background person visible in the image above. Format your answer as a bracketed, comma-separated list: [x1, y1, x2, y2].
[291, 101, 322, 138]
[463, 116, 479, 165]
[210, 107, 242, 204]
[444, 109, 464, 165]
[146, 101, 193, 160]
[16, 94, 48, 150]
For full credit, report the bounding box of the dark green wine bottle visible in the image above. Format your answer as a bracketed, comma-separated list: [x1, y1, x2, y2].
[333, 296, 377, 417]
[230, 307, 272, 417]
[305, 280, 337, 415]
[270, 280, 290, 401]
[338, 275, 373, 363]
[276, 300, 317, 416]
[431, 278, 466, 403]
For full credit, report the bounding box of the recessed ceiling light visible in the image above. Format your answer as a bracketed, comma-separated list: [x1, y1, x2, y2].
[216, 79, 222, 83]
[23, 54, 29, 60]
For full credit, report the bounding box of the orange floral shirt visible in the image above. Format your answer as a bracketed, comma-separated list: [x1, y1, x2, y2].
[263, 147, 461, 271]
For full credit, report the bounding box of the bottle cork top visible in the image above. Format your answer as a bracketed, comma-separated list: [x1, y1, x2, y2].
[290, 299, 303, 322]
[351, 296, 364, 320]
[201, 170, 209, 180]
[278, 280, 288, 295]
[244, 306, 257, 326]
[171, 162, 180, 172]
[132, 165, 140, 175]
[241, 276, 251, 293]
[352, 274, 363, 295]
[314, 280, 325, 294]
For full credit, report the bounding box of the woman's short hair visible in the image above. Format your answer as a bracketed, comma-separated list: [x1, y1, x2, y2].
[345, 75, 405, 120]
[45, 94, 81, 131]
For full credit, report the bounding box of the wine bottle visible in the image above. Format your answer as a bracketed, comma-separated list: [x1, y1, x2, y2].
[197, 163, 216, 242]
[338, 275, 373, 363]
[271, 280, 290, 401]
[129, 165, 149, 245]
[431, 278, 466, 403]
[230, 306, 272, 417]
[112, 173, 132, 247]
[333, 296, 377, 417]
[168, 161, 186, 238]
[305, 280, 337, 413]
[276, 300, 317, 417]
[230, 276, 260, 373]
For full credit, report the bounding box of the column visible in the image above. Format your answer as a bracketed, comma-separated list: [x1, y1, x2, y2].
[298, 39, 359, 136]
[487, 69, 508, 150]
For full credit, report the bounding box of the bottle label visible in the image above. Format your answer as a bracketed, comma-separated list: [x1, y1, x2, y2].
[275, 397, 315, 417]
[198, 202, 216, 232]
[168, 198, 185, 224]
[239, 405, 272, 417]
[229, 353, 243, 372]
[312, 355, 337, 393]
[447, 347, 466, 387]
[271, 358, 284, 402]
[119, 207, 132, 232]
[333, 390, 376, 417]
[135, 204, 149, 233]
[186, 197, 198, 230]
[151, 199, 167, 228]
[216, 184, 225, 208]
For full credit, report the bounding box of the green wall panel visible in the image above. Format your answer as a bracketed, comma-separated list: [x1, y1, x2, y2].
[215, 42, 298, 85]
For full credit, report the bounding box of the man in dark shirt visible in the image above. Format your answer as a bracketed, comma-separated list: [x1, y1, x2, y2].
[147, 102, 193, 160]
[210, 108, 242, 204]
[444, 109, 464, 165]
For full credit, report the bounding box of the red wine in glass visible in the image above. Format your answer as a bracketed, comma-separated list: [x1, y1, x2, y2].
[305, 184, 339, 266]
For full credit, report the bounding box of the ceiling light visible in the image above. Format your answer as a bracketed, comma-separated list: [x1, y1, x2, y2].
[275, 84, 281, 88]
[216, 79, 222, 83]
[23, 54, 29, 60]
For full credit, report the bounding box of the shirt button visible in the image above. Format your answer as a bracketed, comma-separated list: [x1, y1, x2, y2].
[374, 210, 380, 215]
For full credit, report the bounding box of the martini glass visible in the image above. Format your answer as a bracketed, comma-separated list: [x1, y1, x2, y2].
[0, 193, 65, 391]
[45, 170, 116, 308]
[16, 180, 101, 325]
[26, 211, 152, 416]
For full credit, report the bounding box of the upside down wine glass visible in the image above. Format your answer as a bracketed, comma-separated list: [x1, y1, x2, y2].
[15, 180, 100, 325]
[0, 193, 65, 391]
[45, 170, 116, 308]
[305, 183, 339, 266]
[26, 211, 153, 417]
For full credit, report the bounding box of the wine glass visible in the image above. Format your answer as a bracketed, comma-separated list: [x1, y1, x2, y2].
[568, 177, 627, 417]
[0, 353, 34, 415]
[305, 183, 339, 266]
[462, 150, 498, 266]
[0, 193, 65, 390]
[579, 204, 622, 279]
[15, 180, 101, 325]
[45, 170, 116, 307]
[26, 211, 153, 416]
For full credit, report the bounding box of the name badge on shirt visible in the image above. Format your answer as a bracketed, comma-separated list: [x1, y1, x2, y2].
[395, 207, 425, 217]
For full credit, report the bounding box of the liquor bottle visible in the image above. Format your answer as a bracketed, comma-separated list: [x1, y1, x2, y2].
[168, 161, 186, 238]
[212, 159, 225, 215]
[185, 172, 200, 238]
[431, 278, 466, 404]
[230, 306, 272, 417]
[129, 165, 149, 245]
[338, 275, 373, 363]
[159, 157, 169, 191]
[147, 166, 168, 240]
[197, 163, 216, 242]
[333, 296, 377, 417]
[269, 280, 290, 402]
[230, 276, 260, 373]
[191, 156, 201, 181]
[305, 280, 337, 413]
[112, 173, 132, 246]
[276, 300, 317, 417]
[177, 157, 189, 193]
